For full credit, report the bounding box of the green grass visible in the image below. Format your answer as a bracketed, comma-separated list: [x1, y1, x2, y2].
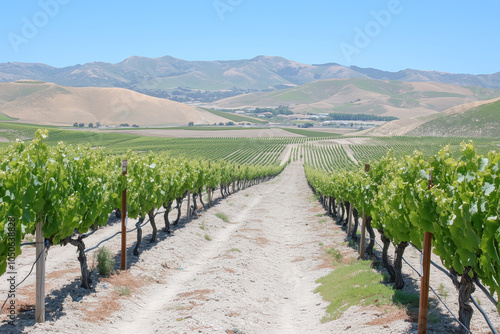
[204, 234, 212, 241]
[325, 248, 343, 263]
[215, 212, 230, 223]
[408, 99, 500, 137]
[315, 260, 395, 322]
[115, 286, 131, 296]
[282, 128, 341, 138]
[202, 108, 268, 124]
[0, 113, 15, 121]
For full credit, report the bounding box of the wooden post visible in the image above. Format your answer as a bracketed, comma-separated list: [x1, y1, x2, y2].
[121, 160, 127, 271]
[418, 172, 434, 334]
[35, 220, 45, 323]
[208, 161, 212, 207]
[359, 164, 370, 259]
[187, 190, 191, 221]
[347, 203, 353, 236]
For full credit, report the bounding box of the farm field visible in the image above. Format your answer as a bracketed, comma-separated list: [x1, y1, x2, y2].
[0, 128, 498, 333]
[1, 162, 498, 333]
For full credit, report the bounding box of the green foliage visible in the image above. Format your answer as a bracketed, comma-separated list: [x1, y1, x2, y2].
[282, 128, 340, 138]
[96, 247, 115, 277]
[327, 113, 398, 122]
[315, 260, 395, 322]
[306, 141, 500, 308]
[202, 108, 268, 124]
[115, 286, 131, 296]
[215, 212, 230, 223]
[0, 132, 286, 276]
[326, 248, 343, 263]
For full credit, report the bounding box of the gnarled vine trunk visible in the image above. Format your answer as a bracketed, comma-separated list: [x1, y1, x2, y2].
[66, 236, 91, 289]
[331, 197, 337, 218]
[148, 208, 157, 243]
[450, 267, 475, 334]
[133, 217, 145, 256]
[198, 190, 205, 210]
[192, 192, 198, 215]
[173, 196, 183, 225]
[162, 201, 172, 233]
[343, 202, 351, 227]
[394, 241, 408, 289]
[350, 208, 359, 240]
[378, 228, 396, 283]
[365, 216, 375, 256]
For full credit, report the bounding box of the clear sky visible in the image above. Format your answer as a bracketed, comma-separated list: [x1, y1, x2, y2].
[0, 0, 498, 74]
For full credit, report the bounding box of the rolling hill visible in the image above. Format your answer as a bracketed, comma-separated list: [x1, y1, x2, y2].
[1, 56, 499, 96]
[355, 98, 500, 137]
[209, 78, 500, 118]
[0, 81, 230, 126]
[407, 99, 500, 137]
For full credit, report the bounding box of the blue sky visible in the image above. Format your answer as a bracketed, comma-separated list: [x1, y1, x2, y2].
[0, 0, 499, 74]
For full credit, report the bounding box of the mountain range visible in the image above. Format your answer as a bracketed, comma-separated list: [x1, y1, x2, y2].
[210, 78, 500, 118]
[1, 56, 499, 95]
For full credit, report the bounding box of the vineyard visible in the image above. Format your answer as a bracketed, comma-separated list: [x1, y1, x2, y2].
[0, 130, 285, 284]
[305, 142, 500, 333]
[0, 126, 499, 333]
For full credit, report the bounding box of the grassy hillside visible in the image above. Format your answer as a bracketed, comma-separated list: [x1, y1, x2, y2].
[212, 78, 500, 119]
[408, 99, 500, 137]
[0, 81, 230, 126]
[202, 108, 268, 124]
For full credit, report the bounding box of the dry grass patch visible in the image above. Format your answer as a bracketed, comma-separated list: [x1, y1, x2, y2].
[223, 267, 236, 274]
[176, 289, 213, 301]
[291, 257, 306, 263]
[81, 271, 143, 322]
[237, 227, 261, 233]
[366, 306, 409, 326]
[308, 207, 324, 213]
[46, 267, 80, 279]
[102, 271, 142, 294]
[81, 294, 121, 322]
[254, 236, 270, 246]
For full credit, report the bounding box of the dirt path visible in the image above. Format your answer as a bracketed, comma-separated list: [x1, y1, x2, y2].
[1, 163, 416, 333]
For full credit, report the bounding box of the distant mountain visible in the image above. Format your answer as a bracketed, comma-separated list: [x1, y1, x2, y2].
[0, 81, 230, 126]
[1, 56, 499, 98]
[209, 78, 500, 118]
[350, 66, 500, 89]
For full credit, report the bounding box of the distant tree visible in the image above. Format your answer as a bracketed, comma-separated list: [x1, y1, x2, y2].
[88, 123, 93, 128]
[225, 122, 235, 126]
[188, 122, 194, 126]
[78, 123, 85, 128]
[96, 122, 101, 128]
[119, 123, 130, 127]
[247, 123, 251, 125]
[219, 122, 224, 126]
[73, 122, 79, 127]
[132, 124, 139, 128]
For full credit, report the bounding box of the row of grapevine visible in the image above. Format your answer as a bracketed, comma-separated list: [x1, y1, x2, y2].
[302, 143, 355, 172]
[0, 130, 286, 285]
[305, 143, 499, 333]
